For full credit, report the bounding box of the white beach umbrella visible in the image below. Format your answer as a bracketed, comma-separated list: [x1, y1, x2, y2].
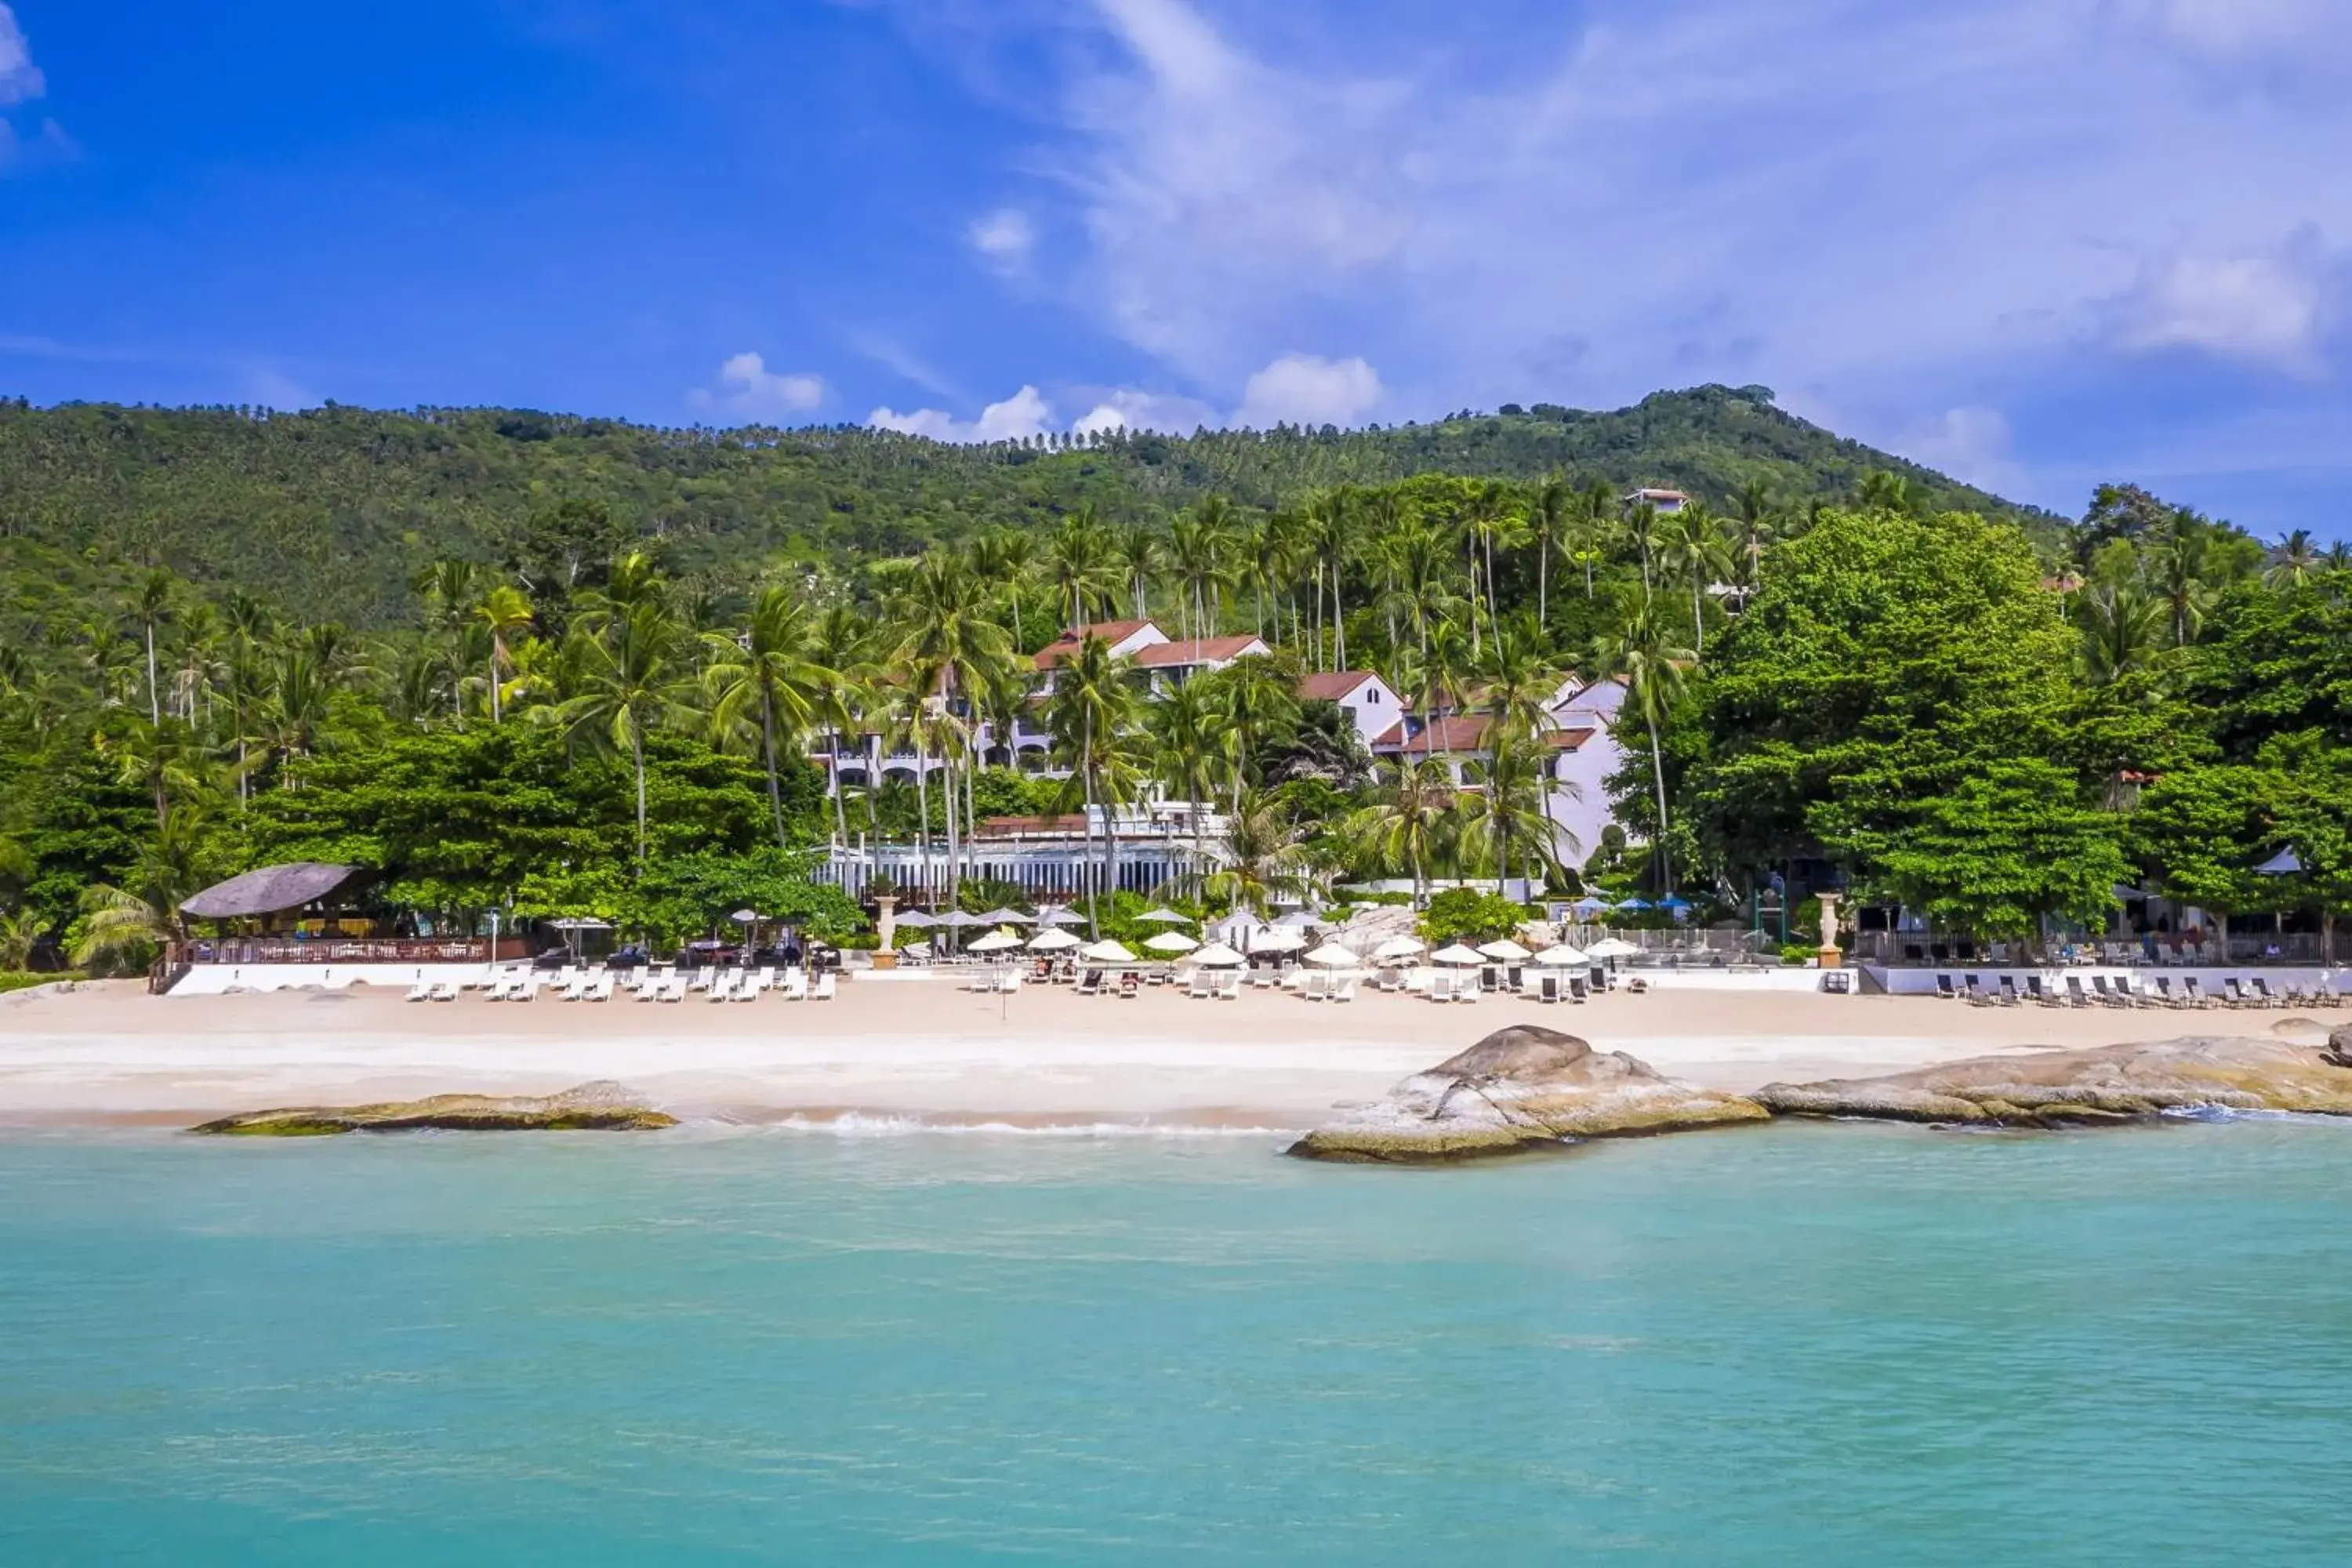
[967, 930, 1022, 953]
[891, 909, 938, 928]
[1303, 943, 1358, 967]
[1251, 927, 1308, 952]
[1430, 943, 1485, 965]
[1137, 907, 1193, 924]
[1082, 938, 1138, 963]
[1372, 935, 1427, 960]
[1191, 942, 1247, 967]
[1142, 931, 1200, 954]
[1585, 937, 1642, 960]
[1532, 944, 1590, 967]
[1033, 906, 1087, 926]
[979, 906, 1036, 924]
[1478, 938, 1534, 962]
[1275, 910, 1320, 928]
[1028, 928, 1083, 951]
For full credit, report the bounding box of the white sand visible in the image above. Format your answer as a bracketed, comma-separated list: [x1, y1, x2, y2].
[0, 977, 2256, 1130]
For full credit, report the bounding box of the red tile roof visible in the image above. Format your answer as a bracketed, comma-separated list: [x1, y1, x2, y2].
[1132, 636, 1265, 668]
[1544, 727, 1599, 750]
[1298, 670, 1381, 701]
[1032, 619, 1163, 670]
[975, 814, 1090, 837]
[1371, 714, 1494, 751]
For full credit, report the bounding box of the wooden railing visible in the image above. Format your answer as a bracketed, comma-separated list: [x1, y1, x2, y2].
[184, 938, 488, 965]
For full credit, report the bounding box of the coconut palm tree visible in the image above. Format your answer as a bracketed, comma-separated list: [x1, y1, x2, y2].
[1459, 726, 1571, 897]
[1347, 757, 1458, 908]
[1044, 633, 1144, 934]
[1302, 487, 1361, 670]
[891, 550, 1017, 913]
[703, 584, 837, 848]
[1149, 679, 1221, 888]
[1525, 475, 1574, 629]
[2266, 528, 2325, 590]
[553, 601, 686, 861]
[132, 568, 175, 727]
[1660, 501, 1733, 655]
[71, 806, 215, 973]
[1167, 502, 1236, 652]
[1623, 499, 1661, 593]
[2149, 514, 2213, 646]
[970, 528, 1038, 646]
[1044, 506, 1118, 635]
[1114, 520, 1161, 621]
[1207, 655, 1301, 810]
[1591, 593, 1694, 895]
[1203, 789, 1313, 918]
[474, 583, 535, 724]
[2076, 585, 2169, 687]
[1733, 480, 1781, 586]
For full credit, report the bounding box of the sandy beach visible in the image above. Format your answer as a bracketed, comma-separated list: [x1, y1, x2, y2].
[1, 976, 2289, 1131]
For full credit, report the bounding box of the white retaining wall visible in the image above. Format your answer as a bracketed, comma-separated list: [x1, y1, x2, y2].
[169, 962, 497, 996]
[1862, 964, 2344, 999]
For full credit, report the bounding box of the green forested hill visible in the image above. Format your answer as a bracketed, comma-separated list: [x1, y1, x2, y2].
[0, 382, 2052, 627]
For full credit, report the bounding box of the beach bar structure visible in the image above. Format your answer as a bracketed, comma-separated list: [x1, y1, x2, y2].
[176, 862, 493, 969]
[821, 806, 1211, 906]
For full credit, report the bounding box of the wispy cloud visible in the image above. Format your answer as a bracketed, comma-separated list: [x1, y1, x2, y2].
[0, 3, 42, 107]
[967, 207, 1036, 276]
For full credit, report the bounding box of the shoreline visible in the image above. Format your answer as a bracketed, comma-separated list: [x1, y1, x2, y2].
[3, 978, 2338, 1131]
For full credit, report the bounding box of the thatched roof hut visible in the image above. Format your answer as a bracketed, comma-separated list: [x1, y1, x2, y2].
[183, 863, 364, 921]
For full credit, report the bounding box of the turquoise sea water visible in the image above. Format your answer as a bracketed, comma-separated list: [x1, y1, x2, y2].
[5, 1120, 2352, 1565]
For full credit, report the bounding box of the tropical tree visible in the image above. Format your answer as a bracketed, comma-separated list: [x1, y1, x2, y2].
[703, 583, 836, 848]
[132, 568, 175, 727]
[70, 807, 216, 973]
[474, 583, 535, 724]
[1115, 520, 1160, 622]
[1525, 475, 1574, 628]
[2266, 528, 2325, 590]
[1660, 501, 1733, 654]
[1044, 506, 1118, 635]
[1203, 789, 1313, 917]
[1347, 757, 1458, 907]
[1043, 633, 1145, 934]
[1591, 593, 1693, 894]
[553, 601, 685, 861]
[2075, 585, 2169, 687]
[1168, 500, 1236, 652]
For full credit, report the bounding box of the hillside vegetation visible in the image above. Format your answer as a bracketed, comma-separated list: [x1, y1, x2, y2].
[0, 383, 2048, 627]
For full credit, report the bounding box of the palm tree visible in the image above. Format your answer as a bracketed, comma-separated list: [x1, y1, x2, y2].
[1044, 633, 1144, 934]
[1149, 679, 1221, 889]
[1372, 520, 1459, 658]
[1460, 480, 1519, 654]
[71, 806, 214, 973]
[1348, 757, 1458, 908]
[704, 583, 837, 848]
[1168, 502, 1235, 652]
[2150, 514, 2212, 646]
[1207, 655, 1301, 810]
[1044, 506, 1118, 634]
[1203, 789, 1312, 917]
[412, 559, 478, 725]
[474, 583, 535, 724]
[1733, 480, 1781, 587]
[2076, 585, 2169, 686]
[891, 550, 1016, 913]
[1302, 487, 1359, 669]
[0, 906, 42, 970]
[1623, 499, 1661, 593]
[1660, 501, 1733, 655]
[262, 641, 338, 779]
[1592, 593, 1694, 895]
[554, 601, 685, 861]
[970, 528, 1038, 646]
[2266, 528, 2325, 590]
[132, 568, 175, 727]
[1115, 520, 1160, 621]
[1525, 475, 1574, 629]
[1460, 727, 1571, 897]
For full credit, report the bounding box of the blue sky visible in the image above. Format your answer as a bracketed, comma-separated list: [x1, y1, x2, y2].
[2, 1, 2349, 532]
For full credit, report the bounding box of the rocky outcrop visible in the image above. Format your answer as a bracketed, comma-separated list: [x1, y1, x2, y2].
[192, 1080, 678, 1136]
[1757, 1036, 2352, 1127]
[1287, 1026, 1769, 1163]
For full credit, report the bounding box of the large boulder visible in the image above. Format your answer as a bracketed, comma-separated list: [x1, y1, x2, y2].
[1287, 1025, 1769, 1163]
[192, 1080, 678, 1136]
[1757, 1036, 2352, 1127]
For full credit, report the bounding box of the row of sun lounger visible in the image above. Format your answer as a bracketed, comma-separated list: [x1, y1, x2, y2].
[1936, 972, 2343, 1009]
[408, 966, 837, 1003]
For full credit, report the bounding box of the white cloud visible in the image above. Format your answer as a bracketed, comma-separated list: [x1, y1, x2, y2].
[0, 4, 42, 106]
[2110, 244, 2330, 369]
[1072, 387, 1220, 434]
[967, 207, 1036, 274]
[689, 351, 828, 419]
[1900, 405, 2024, 493]
[245, 365, 321, 411]
[870, 383, 1056, 442]
[1231, 352, 1380, 428]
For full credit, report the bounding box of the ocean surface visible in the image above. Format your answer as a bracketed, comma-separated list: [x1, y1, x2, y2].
[5, 1117, 2351, 1565]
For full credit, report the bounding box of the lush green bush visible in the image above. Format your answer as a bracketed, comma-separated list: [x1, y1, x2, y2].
[1419, 887, 1536, 946]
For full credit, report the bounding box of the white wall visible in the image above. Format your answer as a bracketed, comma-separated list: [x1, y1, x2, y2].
[1862, 964, 2343, 998]
[172, 962, 496, 996]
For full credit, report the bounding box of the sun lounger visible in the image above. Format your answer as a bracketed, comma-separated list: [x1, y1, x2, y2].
[1302, 971, 1330, 1001]
[586, 976, 614, 1002]
[1215, 971, 1243, 1000]
[405, 982, 432, 1002]
[1427, 973, 1454, 1003]
[2063, 975, 2090, 1007]
[1331, 975, 1358, 1003]
[1186, 970, 1212, 999]
[1457, 973, 1479, 1003]
[429, 981, 459, 1002]
[2183, 977, 2220, 1009]
[1568, 975, 1589, 1002]
[1933, 973, 1958, 1000]
[1075, 967, 1105, 996]
[811, 971, 836, 1001]
[1965, 975, 1993, 1007]
[776, 969, 806, 1000]
[1996, 976, 2022, 1006]
[1119, 971, 1142, 997]
[996, 969, 1022, 994]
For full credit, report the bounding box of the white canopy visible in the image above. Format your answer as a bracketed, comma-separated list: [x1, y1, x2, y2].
[1137, 907, 1193, 924]
[1532, 944, 1590, 967]
[979, 906, 1036, 924]
[1142, 931, 1200, 954]
[1303, 944, 1358, 967]
[1033, 906, 1087, 926]
[1430, 943, 1486, 965]
[1250, 927, 1308, 951]
[1191, 942, 1247, 967]
[1478, 938, 1534, 961]
[1586, 937, 1642, 960]
[1274, 911, 1320, 928]
[967, 930, 1022, 953]
[1082, 939, 1138, 963]
[1028, 928, 1083, 951]
[1372, 935, 1427, 960]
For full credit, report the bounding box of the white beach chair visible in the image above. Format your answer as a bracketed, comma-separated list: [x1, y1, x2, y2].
[779, 969, 808, 1001]
[586, 975, 614, 1002]
[429, 981, 459, 1002]
[1302, 971, 1330, 1001]
[1186, 970, 1212, 999]
[1331, 975, 1359, 1004]
[996, 969, 1022, 994]
[811, 971, 837, 1001]
[733, 968, 765, 1001]
[1215, 971, 1242, 1000]
[707, 971, 737, 1002]
[405, 981, 432, 1002]
[1428, 973, 1454, 1003]
[1456, 974, 1479, 1003]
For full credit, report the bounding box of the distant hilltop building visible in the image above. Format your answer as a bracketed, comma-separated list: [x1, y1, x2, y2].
[1623, 488, 1690, 514]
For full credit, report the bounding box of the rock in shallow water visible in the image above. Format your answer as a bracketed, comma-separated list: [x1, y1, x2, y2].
[1757, 1036, 2352, 1127]
[1287, 1026, 1769, 1163]
[191, 1080, 678, 1136]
